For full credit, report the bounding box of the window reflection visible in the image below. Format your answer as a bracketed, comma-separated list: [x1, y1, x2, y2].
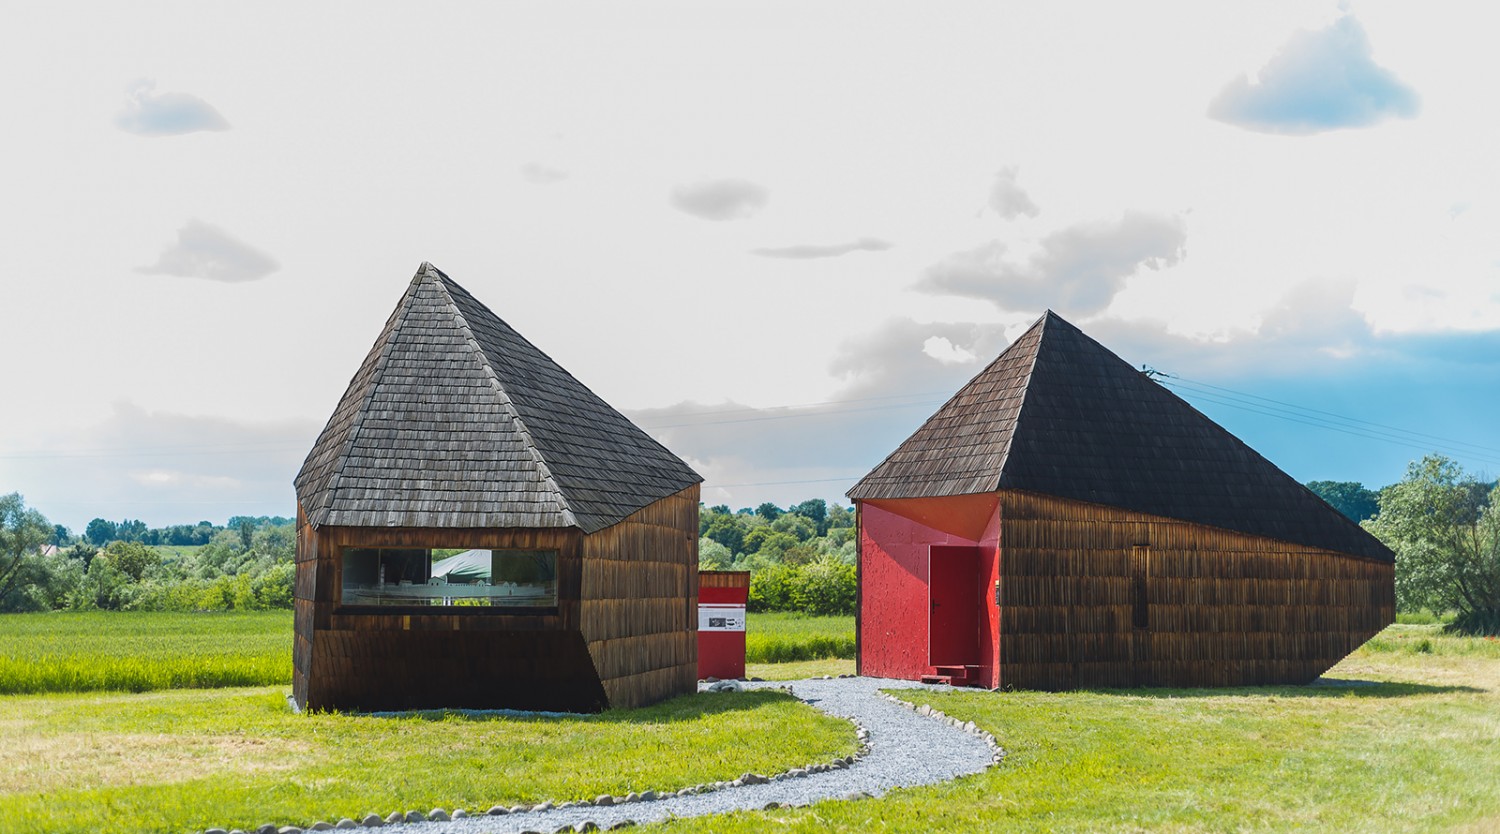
[340, 547, 557, 608]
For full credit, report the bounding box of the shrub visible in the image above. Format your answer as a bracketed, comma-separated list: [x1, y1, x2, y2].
[748, 563, 798, 612]
[790, 559, 856, 616]
[748, 560, 856, 616]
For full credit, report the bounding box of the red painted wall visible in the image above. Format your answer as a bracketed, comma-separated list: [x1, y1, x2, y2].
[976, 509, 1002, 688]
[858, 498, 998, 683]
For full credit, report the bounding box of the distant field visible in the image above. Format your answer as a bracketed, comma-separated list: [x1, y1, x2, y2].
[153, 544, 208, 559]
[745, 612, 855, 663]
[0, 611, 292, 694]
[0, 610, 856, 694]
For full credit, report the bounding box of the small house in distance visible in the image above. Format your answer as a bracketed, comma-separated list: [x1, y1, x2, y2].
[292, 263, 702, 713]
[848, 310, 1394, 690]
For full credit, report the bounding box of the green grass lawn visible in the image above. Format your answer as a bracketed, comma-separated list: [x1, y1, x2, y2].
[8, 610, 1497, 833]
[659, 625, 1500, 834]
[746, 612, 854, 663]
[0, 686, 856, 834]
[0, 610, 292, 694]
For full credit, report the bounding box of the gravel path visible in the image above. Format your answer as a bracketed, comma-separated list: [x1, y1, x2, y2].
[269, 678, 999, 834]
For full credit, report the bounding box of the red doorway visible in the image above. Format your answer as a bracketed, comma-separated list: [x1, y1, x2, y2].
[928, 545, 980, 667]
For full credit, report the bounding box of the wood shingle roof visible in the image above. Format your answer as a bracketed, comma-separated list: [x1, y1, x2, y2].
[848, 310, 1394, 562]
[295, 263, 702, 533]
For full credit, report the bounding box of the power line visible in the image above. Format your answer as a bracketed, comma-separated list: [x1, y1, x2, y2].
[1168, 375, 1500, 456]
[1159, 379, 1500, 467]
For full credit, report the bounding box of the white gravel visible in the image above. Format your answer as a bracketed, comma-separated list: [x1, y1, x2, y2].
[312, 677, 998, 834]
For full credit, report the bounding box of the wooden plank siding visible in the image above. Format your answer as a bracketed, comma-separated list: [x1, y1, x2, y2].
[293, 486, 699, 712]
[996, 490, 1394, 690]
[581, 485, 699, 709]
[295, 510, 604, 712]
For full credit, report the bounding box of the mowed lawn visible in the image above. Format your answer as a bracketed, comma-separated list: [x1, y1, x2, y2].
[663, 625, 1500, 834]
[4, 612, 1497, 833]
[0, 611, 859, 834]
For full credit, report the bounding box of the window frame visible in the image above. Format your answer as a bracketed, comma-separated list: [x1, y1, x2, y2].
[334, 545, 561, 615]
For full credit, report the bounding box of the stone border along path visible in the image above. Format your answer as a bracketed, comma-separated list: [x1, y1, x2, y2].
[211, 678, 1002, 834]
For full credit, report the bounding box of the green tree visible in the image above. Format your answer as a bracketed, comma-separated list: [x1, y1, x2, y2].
[703, 514, 747, 555]
[770, 513, 816, 542]
[698, 537, 733, 570]
[116, 519, 148, 542]
[1306, 480, 1380, 523]
[755, 502, 783, 521]
[826, 504, 854, 530]
[84, 518, 117, 546]
[0, 493, 52, 609]
[791, 499, 828, 534]
[1364, 455, 1500, 634]
[100, 540, 162, 582]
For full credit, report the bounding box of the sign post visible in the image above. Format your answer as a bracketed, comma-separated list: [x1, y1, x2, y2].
[697, 570, 750, 680]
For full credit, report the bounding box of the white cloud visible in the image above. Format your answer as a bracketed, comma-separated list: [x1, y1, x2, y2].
[669, 178, 769, 221]
[1209, 16, 1419, 135]
[114, 79, 230, 136]
[917, 211, 1186, 316]
[137, 219, 279, 283]
[922, 336, 978, 365]
[749, 237, 892, 260]
[987, 167, 1039, 219]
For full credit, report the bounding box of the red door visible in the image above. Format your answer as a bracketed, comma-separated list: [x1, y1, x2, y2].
[928, 545, 979, 666]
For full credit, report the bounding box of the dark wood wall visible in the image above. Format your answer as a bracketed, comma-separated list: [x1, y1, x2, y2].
[293, 487, 700, 713]
[580, 485, 700, 709]
[292, 511, 606, 712]
[996, 490, 1394, 690]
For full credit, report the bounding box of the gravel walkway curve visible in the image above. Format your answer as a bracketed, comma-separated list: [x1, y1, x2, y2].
[302, 677, 998, 834]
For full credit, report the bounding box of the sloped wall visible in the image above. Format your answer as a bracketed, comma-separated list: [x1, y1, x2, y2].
[997, 490, 1394, 690]
[580, 485, 699, 709]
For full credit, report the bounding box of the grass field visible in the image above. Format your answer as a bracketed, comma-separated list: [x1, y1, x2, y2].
[6, 611, 1497, 832]
[0, 611, 292, 694]
[660, 625, 1500, 834]
[0, 687, 856, 834]
[745, 612, 854, 663]
[0, 610, 853, 693]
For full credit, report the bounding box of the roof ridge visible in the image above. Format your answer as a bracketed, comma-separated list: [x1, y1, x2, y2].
[316, 277, 423, 521]
[429, 272, 580, 529]
[988, 310, 1050, 491]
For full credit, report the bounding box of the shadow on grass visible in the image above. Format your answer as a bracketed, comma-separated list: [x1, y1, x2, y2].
[360, 689, 796, 725]
[1084, 679, 1484, 699]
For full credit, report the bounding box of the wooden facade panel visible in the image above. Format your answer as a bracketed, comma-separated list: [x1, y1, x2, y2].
[294, 487, 698, 713]
[581, 486, 699, 709]
[304, 628, 607, 713]
[997, 491, 1394, 691]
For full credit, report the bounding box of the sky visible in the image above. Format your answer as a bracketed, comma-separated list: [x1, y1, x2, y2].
[2, 1, 1498, 531]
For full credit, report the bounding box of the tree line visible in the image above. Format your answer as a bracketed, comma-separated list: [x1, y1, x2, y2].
[4, 454, 1497, 631]
[0, 500, 294, 614]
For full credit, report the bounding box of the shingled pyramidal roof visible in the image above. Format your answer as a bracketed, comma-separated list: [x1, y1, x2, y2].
[848, 310, 1393, 562]
[295, 263, 702, 534]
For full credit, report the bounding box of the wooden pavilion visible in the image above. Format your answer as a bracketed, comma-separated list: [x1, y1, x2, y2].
[292, 263, 702, 713]
[847, 310, 1394, 690]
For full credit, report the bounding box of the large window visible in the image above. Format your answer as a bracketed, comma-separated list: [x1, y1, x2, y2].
[340, 547, 557, 609]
